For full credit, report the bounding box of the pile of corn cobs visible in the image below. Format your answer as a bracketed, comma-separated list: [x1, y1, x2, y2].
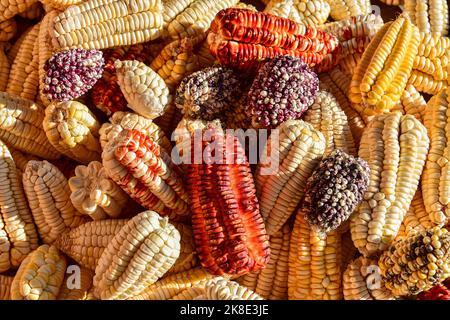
[0, 0, 450, 301]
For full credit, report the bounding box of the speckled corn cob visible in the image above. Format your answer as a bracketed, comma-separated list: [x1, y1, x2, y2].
[349, 15, 420, 116]
[99, 111, 171, 152]
[0, 275, 13, 300]
[208, 8, 340, 71]
[379, 227, 450, 296]
[404, 0, 448, 36]
[187, 131, 270, 275]
[256, 120, 325, 235]
[69, 161, 129, 220]
[343, 256, 394, 300]
[264, 0, 330, 26]
[102, 129, 189, 220]
[0, 0, 39, 23]
[0, 44, 10, 92]
[303, 90, 357, 156]
[55, 218, 128, 270]
[288, 210, 342, 300]
[167, 222, 197, 274]
[57, 266, 94, 300]
[0, 92, 60, 159]
[23, 160, 87, 244]
[43, 101, 102, 164]
[391, 84, 427, 122]
[326, 0, 372, 21]
[236, 225, 290, 300]
[115, 59, 170, 119]
[92, 210, 180, 300]
[351, 113, 430, 257]
[10, 245, 67, 300]
[0, 19, 17, 41]
[51, 0, 164, 50]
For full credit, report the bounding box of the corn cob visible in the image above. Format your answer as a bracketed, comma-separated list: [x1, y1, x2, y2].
[114, 59, 171, 119]
[51, 0, 164, 51]
[0, 0, 39, 23]
[351, 113, 429, 257]
[150, 37, 201, 91]
[264, 0, 330, 26]
[288, 210, 342, 300]
[187, 131, 270, 275]
[103, 129, 189, 220]
[8, 147, 39, 173]
[236, 224, 290, 300]
[343, 256, 394, 300]
[6, 26, 30, 65]
[303, 90, 357, 156]
[99, 111, 171, 152]
[0, 44, 10, 92]
[349, 15, 420, 116]
[128, 267, 215, 300]
[43, 101, 102, 164]
[0, 275, 13, 300]
[326, 0, 372, 21]
[256, 120, 325, 235]
[10, 245, 67, 300]
[167, 0, 239, 40]
[391, 84, 427, 122]
[40, 0, 84, 10]
[408, 70, 447, 95]
[168, 222, 197, 274]
[19, 1, 43, 19]
[195, 37, 216, 68]
[208, 8, 340, 72]
[55, 218, 128, 270]
[413, 33, 449, 80]
[198, 278, 263, 300]
[6, 23, 40, 100]
[57, 266, 94, 300]
[161, 0, 196, 28]
[92, 210, 180, 300]
[379, 227, 450, 296]
[69, 161, 129, 221]
[0, 19, 17, 41]
[404, 0, 449, 36]
[23, 160, 87, 244]
[418, 283, 450, 300]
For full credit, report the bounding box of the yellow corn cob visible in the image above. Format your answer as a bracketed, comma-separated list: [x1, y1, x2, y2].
[338, 53, 363, 76]
[350, 112, 430, 257]
[150, 37, 201, 91]
[6, 27, 30, 65]
[8, 147, 39, 173]
[167, 222, 197, 274]
[99, 111, 171, 152]
[167, 0, 239, 40]
[0, 275, 13, 300]
[43, 101, 102, 164]
[6, 23, 40, 100]
[56, 218, 128, 270]
[408, 69, 447, 95]
[115, 60, 171, 119]
[264, 0, 330, 26]
[421, 89, 450, 226]
[0, 0, 39, 23]
[256, 120, 326, 236]
[23, 160, 87, 245]
[0, 44, 10, 92]
[10, 245, 67, 300]
[326, 0, 372, 21]
[379, 0, 402, 4]
[343, 256, 394, 300]
[340, 231, 358, 271]
[40, 0, 84, 10]
[303, 90, 356, 156]
[288, 210, 342, 300]
[19, 1, 43, 19]
[350, 15, 420, 116]
[404, 0, 449, 36]
[57, 266, 94, 300]
[92, 210, 180, 300]
[0, 19, 17, 42]
[51, 0, 164, 50]
[236, 224, 290, 300]
[413, 33, 449, 81]
[69, 161, 129, 220]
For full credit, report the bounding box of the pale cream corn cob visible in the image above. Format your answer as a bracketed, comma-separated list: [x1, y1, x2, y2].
[326, 0, 372, 21]
[255, 120, 326, 236]
[22, 160, 87, 245]
[51, 0, 164, 51]
[0, 0, 39, 23]
[69, 161, 129, 221]
[55, 218, 128, 270]
[343, 256, 394, 300]
[43, 101, 102, 164]
[303, 90, 356, 156]
[10, 245, 67, 300]
[162, 0, 196, 29]
[288, 210, 342, 300]
[350, 112, 429, 257]
[349, 15, 421, 117]
[0, 92, 60, 159]
[408, 70, 447, 95]
[236, 225, 290, 300]
[92, 210, 181, 300]
[0, 43, 10, 92]
[98, 111, 171, 152]
[197, 278, 263, 300]
[390, 84, 427, 122]
[0, 275, 13, 300]
[404, 0, 449, 36]
[57, 266, 94, 300]
[115, 60, 171, 119]
[264, 0, 330, 26]
[167, 222, 197, 274]
[19, 2, 43, 19]
[6, 23, 40, 101]
[0, 19, 17, 41]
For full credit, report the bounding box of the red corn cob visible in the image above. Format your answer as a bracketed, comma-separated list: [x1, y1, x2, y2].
[417, 284, 450, 300]
[186, 130, 270, 276]
[208, 8, 340, 71]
